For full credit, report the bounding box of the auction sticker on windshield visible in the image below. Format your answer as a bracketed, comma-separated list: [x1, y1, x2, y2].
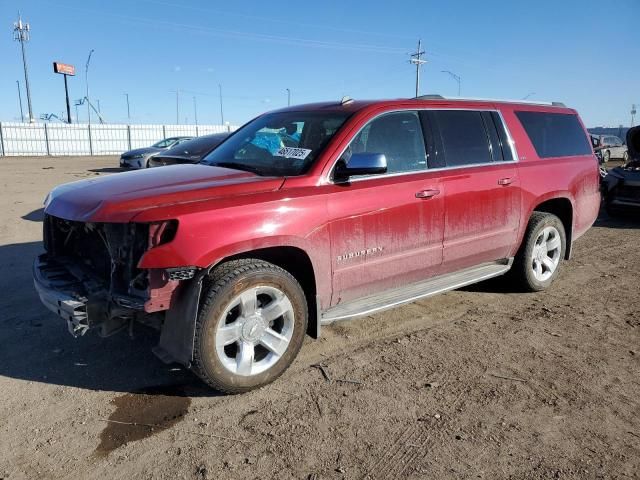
[274, 147, 312, 160]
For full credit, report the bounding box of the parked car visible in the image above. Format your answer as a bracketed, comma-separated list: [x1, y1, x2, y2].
[148, 133, 229, 167]
[34, 97, 600, 393]
[602, 125, 640, 216]
[119, 136, 193, 169]
[598, 135, 628, 163]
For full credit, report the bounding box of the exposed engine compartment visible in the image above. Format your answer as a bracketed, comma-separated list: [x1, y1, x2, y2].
[37, 215, 179, 337]
[44, 215, 150, 298]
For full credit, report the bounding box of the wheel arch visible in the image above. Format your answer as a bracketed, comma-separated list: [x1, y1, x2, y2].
[531, 196, 574, 260]
[207, 245, 320, 339]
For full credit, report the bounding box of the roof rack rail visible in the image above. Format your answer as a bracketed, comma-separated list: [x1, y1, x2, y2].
[414, 94, 566, 108]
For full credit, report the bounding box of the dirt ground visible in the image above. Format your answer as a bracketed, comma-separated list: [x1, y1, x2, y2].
[0, 156, 638, 480]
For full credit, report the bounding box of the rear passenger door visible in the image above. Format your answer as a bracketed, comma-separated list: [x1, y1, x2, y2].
[425, 109, 521, 271]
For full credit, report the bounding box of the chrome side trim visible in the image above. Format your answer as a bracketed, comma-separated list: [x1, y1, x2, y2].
[323, 107, 519, 185]
[320, 259, 513, 324]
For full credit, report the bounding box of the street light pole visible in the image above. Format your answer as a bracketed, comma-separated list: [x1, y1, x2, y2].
[175, 89, 179, 124]
[124, 93, 130, 120]
[85, 49, 94, 125]
[13, 14, 34, 122]
[286, 88, 291, 107]
[218, 83, 225, 125]
[16, 80, 25, 122]
[441, 70, 461, 96]
[193, 96, 198, 126]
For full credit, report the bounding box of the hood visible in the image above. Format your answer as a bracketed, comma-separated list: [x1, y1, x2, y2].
[44, 164, 284, 223]
[121, 147, 162, 157]
[626, 126, 640, 162]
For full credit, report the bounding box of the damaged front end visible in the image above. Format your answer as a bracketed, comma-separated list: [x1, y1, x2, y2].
[33, 215, 189, 338]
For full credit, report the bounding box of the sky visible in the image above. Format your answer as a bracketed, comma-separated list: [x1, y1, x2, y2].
[1, 0, 638, 127]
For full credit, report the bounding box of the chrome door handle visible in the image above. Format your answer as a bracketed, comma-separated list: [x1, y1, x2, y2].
[415, 189, 441, 199]
[498, 177, 514, 186]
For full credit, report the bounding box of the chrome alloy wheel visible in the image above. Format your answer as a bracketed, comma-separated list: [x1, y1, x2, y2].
[214, 286, 295, 377]
[530, 226, 562, 282]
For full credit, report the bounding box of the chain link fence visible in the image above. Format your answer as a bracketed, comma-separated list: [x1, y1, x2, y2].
[0, 122, 237, 156]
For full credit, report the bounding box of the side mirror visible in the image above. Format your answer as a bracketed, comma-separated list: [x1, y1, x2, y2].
[334, 153, 387, 181]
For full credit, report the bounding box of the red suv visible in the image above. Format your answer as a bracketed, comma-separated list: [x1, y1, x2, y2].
[34, 96, 601, 393]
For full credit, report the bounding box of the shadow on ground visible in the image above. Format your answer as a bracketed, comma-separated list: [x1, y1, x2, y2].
[88, 167, 125, 173]
[22, 208, 45, 222]
[0, 240, 213, 397]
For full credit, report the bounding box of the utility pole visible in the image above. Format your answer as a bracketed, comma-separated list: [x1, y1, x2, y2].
[286, 88, 291, 107]
[218, 83, 225, 125]
[124, 93, 130, 120]
[193, 96, 198, 126]
[632, 104, 637, 127]
[409, 39, 427, 98]
[16, 80, 25, 122]
[85, 49, 94, 125]
[13, 14, 34, 122]
[441, 70, 461, 96]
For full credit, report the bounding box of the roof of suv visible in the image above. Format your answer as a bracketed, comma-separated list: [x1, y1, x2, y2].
[270, 96, 573, 115]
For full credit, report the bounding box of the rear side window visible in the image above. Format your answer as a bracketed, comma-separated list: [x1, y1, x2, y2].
[515, 111, 591, 158]
[433, 111, 492, 167]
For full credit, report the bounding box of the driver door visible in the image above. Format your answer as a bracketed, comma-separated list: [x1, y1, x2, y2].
[324, 110, 445, 305]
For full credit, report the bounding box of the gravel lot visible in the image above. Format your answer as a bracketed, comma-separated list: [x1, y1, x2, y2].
[0, 156, 638, 480]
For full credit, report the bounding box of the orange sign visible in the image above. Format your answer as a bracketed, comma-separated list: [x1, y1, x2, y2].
[53, 62, 75, 76]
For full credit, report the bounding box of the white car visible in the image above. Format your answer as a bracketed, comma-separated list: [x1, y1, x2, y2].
[599, 135, 629, 163]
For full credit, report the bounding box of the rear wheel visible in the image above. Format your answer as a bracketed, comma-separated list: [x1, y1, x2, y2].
[193, 259, 308, 394]
[603, 150, 611, 163]
[623, 151, 629, 163]
[511, 212, 566, 292]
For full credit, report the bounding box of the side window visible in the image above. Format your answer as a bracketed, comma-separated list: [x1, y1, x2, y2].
[515, 111, 591, 158]
[346, 111, 427, 174]
[433, 110, 492, 167]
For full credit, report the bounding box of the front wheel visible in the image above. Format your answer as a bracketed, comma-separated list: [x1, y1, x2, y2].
[511, 212, 566, 292]
[193, 259, 308, 394]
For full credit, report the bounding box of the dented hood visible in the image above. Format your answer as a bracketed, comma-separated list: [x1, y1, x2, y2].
[44, 164, 284, 223]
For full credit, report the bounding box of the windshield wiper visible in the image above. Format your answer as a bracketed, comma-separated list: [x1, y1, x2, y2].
[210, 162, 263, 175]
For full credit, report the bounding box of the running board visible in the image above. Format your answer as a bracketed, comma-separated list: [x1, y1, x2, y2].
[321, 259, 513, 325]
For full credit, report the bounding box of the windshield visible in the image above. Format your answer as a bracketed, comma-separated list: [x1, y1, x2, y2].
[152, 138, 175, 148]
[164, 133, 229, 157]
[201, 111, 350, 176]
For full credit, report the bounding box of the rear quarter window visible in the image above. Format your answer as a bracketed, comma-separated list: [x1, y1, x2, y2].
[515, 111, 591, 158]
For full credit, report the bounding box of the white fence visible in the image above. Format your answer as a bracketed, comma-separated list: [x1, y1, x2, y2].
[0, 122, 237, 156]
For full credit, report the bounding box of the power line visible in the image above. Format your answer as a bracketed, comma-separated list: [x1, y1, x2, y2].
[13, 13, 34, 123]
[409, 39, 427, 98]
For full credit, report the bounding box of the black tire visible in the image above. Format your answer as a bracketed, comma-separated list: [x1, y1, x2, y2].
[511, 212, 566, 292]
[193, 259, 308, 394]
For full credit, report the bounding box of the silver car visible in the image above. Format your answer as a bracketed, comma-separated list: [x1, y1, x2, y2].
[599, 135, 629, 163]
[119, 137, 193, 169]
